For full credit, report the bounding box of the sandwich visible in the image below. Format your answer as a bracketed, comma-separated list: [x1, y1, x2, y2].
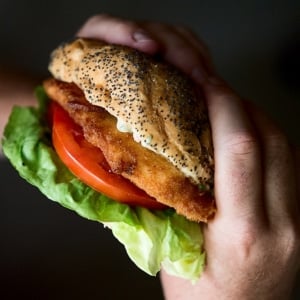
[2, 38, 215, 280]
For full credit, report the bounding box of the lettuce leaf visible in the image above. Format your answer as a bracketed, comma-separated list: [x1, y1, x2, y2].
[1, 87, 205, 280]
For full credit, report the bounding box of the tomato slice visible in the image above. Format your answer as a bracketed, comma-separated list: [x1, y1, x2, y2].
[50, 102, 165, 209]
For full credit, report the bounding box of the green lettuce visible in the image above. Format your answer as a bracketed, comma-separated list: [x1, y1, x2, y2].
[1, 87, 205, 280]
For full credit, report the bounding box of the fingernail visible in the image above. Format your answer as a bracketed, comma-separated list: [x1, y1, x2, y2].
[132, 30, 153, 42]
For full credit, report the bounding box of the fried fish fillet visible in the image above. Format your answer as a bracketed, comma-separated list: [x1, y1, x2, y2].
[44, 78, 215, 222]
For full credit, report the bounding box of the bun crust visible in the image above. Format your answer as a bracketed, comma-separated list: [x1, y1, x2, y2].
[49, 38, 214, 188]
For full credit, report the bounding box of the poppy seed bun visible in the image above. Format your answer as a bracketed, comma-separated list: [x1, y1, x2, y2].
[49, 38, 214, 188]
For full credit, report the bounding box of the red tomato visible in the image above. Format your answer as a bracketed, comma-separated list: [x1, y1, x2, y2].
[50, 102, 165, 209]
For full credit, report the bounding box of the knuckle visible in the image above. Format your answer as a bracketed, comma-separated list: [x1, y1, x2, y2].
[279, 225, 300, 266]
[265, 132, 293, 174]
[267, 132, 290, 154]
[224, 132, 258, 157]
[233, 224, 258, 260]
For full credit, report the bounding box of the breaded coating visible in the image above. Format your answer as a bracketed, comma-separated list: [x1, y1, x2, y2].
[44, 78, 216, 222]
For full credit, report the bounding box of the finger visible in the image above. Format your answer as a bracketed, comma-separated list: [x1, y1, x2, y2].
[246, 103, 299, 225]
[295, 147, 300, 198]
[141, 22, 211, 84]
[76, 14, 160, 55]
[173, 25, 216, 75]
[204, 81, 264, 222]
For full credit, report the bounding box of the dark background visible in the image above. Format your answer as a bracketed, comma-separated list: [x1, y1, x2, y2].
[1, 0, 299, 299]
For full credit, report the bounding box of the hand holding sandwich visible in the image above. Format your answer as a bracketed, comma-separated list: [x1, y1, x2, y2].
[1, 14, 299, 299]
[78, 15, 300, 299]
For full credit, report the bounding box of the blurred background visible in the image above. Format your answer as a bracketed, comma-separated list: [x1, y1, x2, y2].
[0, 0, 299, 299]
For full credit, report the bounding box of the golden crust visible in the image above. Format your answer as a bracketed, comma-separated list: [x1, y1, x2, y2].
[48, 38, 214, 187]
[44, 78, 216, 222]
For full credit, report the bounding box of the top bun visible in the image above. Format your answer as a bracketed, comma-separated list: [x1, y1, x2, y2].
[49, 38, 214, 187]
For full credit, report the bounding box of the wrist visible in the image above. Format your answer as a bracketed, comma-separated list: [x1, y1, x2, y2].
[160, 270, 295, 300]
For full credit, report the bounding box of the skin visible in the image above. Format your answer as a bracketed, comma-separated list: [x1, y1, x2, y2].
[1, 14, 299, 299]
[0, 68, 39, 152]
[77, 15, 300, 299]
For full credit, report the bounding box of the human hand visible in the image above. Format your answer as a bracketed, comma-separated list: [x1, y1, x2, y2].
[77, 14, 215, 85]
[77, 14, 300, 299]
[0, 69, 38, 155]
